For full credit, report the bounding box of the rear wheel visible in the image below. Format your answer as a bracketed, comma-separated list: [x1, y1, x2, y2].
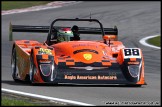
[11, 47, 19, 82]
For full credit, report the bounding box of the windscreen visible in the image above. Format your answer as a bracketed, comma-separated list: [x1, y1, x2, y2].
[53, 20, 103, 41]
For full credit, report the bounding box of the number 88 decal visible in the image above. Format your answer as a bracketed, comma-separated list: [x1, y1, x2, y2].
[123, 48, 141, 58]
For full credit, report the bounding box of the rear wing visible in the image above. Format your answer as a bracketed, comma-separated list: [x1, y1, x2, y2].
[9, 22, 118, 41]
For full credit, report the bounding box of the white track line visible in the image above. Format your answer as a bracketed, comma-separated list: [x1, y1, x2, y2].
[2, 1, 80, 15]
[2, 88, 94, 106]
[139, 35, 160, 49]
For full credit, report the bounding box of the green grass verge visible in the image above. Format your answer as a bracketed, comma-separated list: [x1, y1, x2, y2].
[1, 93, 70, 106]
[2, 1, 51, 10]
[147, 36, 161, 47]
[1, 96, 40, 106]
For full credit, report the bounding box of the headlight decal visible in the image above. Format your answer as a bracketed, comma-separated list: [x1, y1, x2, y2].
[128, 61, 142, 79]
[39, 64, 52, 76]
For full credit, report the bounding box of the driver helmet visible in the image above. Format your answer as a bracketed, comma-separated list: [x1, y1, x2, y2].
[71, 25, 79, 32]
[57, 28, 73, 43]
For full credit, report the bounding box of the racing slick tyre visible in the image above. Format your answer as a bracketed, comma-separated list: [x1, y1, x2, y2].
[29, 52, 37, 85]
[51, 61, 58, 85]
[11, 47, 19, 82]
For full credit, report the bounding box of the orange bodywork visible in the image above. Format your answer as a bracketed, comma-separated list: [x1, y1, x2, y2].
[13, 38, 145, 85]
[14, 40, 40, 80]
[52, 41, 125, 64]
[136, 50, 145, 85]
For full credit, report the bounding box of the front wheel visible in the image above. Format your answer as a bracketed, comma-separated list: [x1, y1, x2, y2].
[29, 53, 37, 84]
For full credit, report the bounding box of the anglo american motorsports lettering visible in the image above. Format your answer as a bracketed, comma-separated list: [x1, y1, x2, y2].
[64, 75, 117, 80]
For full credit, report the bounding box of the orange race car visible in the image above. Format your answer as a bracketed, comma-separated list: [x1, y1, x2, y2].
[10, 18, 146, 86]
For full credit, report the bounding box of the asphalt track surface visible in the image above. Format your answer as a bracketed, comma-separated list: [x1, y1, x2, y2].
[2, 1, 161, 105]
